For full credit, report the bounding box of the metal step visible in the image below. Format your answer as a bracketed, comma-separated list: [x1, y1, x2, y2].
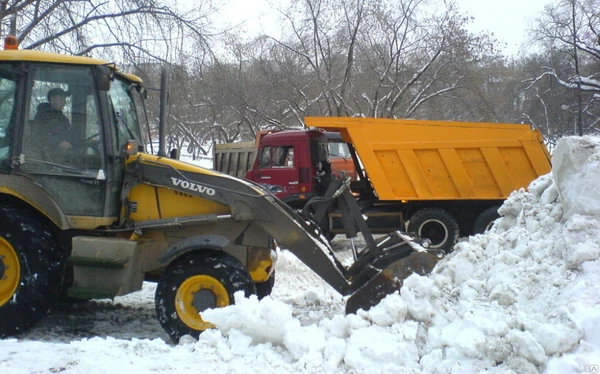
[67, 236, 145, 298]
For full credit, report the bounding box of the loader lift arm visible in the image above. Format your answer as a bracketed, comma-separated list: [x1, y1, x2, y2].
[124, 154, 441, 313]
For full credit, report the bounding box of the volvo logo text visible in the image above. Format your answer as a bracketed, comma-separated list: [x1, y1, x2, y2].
[171, 177, 216, 196]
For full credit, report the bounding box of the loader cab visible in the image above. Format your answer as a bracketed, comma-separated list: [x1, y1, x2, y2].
[245, 129, 329, 208]
[0, 51, 145, 226]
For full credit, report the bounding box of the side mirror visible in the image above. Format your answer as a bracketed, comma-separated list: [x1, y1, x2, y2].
[95, 65, 112, 91]
[169, 148, 180, 160]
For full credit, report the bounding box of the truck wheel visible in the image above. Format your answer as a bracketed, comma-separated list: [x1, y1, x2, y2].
[0, 206, 64, 337]
[255, 271, 275, 299]
[407, 208, 459, 252]
[473, 206, 501, 234]
[155, 251, 256, 342]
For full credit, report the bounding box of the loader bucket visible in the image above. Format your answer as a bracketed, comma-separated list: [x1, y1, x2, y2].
[345, 251, 440, 315]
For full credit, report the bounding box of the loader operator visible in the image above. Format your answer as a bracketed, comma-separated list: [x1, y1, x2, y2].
[34, 87, 74, 152]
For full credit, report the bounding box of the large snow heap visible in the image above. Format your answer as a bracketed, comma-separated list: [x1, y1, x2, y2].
[202, 136, 600, 373]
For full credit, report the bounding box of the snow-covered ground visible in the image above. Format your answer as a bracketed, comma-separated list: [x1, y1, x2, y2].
[2, 136, 600, 373]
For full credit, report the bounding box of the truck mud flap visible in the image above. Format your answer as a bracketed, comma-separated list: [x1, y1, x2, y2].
[345, 251, 440, 314]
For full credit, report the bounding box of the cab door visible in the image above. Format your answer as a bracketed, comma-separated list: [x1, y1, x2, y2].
[18, 63, 108, 218]
[253, 144, 299, 199]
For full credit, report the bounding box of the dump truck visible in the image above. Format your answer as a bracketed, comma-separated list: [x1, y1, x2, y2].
[243, 117, 552, 251]
[0, 37, 438, 342]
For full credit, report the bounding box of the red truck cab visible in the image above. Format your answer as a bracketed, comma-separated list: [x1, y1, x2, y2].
[245, 129, 330, 208]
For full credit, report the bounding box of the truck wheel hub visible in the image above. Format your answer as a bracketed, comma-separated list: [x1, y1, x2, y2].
[419, 219, 448, 248]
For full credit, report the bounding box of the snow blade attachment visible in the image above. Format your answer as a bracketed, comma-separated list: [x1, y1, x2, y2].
[345, 250, 440, 314]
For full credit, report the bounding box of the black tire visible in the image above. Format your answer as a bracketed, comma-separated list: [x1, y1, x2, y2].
[473, 206, 501, 234]
[155, 251, 256, 342]
[0, 205, 64, 337]
[407, 208, 460, 252]
[255, 271, 275, 299]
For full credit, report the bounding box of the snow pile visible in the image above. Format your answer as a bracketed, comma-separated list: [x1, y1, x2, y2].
[201, 136, 600, 373]
[551, 137, 600, 219]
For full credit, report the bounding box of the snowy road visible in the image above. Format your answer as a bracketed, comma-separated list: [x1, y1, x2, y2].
[19, 239, 353, 344]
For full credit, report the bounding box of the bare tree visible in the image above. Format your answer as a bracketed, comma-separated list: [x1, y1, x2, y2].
[0, 0, 215, 68]
[353, 1, 500, 119]
[141, 0, 518, 147]
[516, 53, 578, 148]
[232, 0, 502, 125]
[528, 0, 600, 137]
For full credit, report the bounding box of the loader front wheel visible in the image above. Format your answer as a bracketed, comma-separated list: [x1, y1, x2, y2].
[0, 206, 64, 337]
[155, 251, 256, 342]
[407, 208, 459, 252]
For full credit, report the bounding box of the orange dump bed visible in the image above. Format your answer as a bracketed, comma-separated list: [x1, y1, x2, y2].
[305, 117, 552, 201]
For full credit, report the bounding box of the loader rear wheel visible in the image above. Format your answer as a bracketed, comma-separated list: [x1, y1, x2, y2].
[407, 208, 459, 252]
[473, 206, 501, 234]
[0, 206, 64, 337]
[155, 251, 256, 342]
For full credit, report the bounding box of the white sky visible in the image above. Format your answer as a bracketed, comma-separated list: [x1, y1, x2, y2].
[456, 0, 552, 56]
[218, 0, 553, 56]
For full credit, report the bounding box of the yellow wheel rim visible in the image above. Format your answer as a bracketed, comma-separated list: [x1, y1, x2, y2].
[175, 275, 230, 331]
[0, 237, 20, 307]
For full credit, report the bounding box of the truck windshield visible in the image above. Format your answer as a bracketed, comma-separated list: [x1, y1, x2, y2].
[108, 77, 143, 152]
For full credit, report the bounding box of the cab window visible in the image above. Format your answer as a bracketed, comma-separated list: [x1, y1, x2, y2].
[108, 77, 143, 153]
[259, 146, 294, 168]
[328, 141, 351, 159]
[21, 63, 104, 174]
[259, 146, 272, 168]
[0, 64, 17, 167]
[273, 146, 294, 167]
[18, 64, 107, 217]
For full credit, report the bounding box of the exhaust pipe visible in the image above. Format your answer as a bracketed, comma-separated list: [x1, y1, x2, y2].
[157, 65, 169, 157]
